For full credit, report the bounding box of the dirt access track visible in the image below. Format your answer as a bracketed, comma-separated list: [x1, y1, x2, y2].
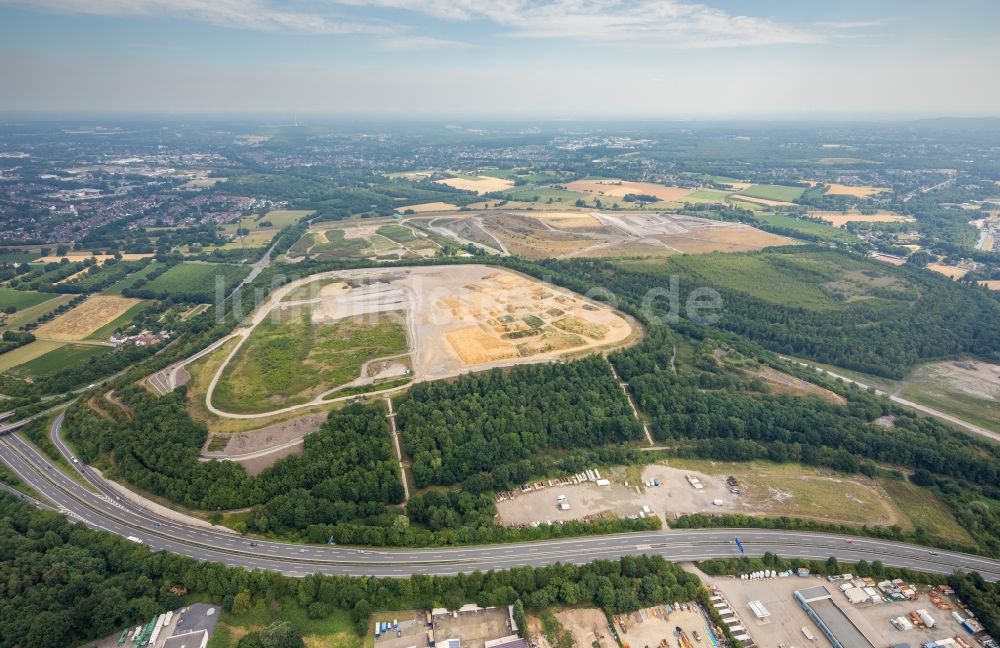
[180, 265, 639, 420]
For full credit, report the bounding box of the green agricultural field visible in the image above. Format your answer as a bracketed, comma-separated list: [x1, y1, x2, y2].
[0, 294, 72, 332]
[103, 262, 163, 295]
[682, 188, 731, 203]
[755, 213, 858, 243]
[736, 184, 806, 202]
[260, 208, 314, 227]
[6, 342, 110, 377]
[504, 185, 593, 204]
[136, 262, 250, 302]
[0, 287, 53, 311]
[86, 300, 152, 341]
[375, 224, 417, 243]
[477, 168, 517, 178]
[0, 251, 41, 264]
[213, 309, 409, 413]
[0, 339, 65, 372]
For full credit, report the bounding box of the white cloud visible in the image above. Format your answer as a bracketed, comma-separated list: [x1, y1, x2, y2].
[336, 0, 823, 47]
[375, 35, 473, 51]
[0, 0, 389, 35]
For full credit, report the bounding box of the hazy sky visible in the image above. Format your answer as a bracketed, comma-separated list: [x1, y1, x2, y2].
[1, 0, 998, 117]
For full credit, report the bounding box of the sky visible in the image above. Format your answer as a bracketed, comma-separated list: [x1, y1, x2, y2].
[0, 0, 998, 118]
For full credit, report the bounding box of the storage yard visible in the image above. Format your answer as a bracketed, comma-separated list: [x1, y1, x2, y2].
[695, 567, 993, 648]
[612, 602, 718, 648]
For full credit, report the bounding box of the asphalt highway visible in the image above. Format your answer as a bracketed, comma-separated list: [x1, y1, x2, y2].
[0, 415, 998, 581]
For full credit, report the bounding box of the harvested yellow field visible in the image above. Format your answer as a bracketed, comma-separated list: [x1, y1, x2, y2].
[529, 211, 601, 228]
[565, 179, 694, 201]
[980, 280, 1000, 290]
[435, 175, 514, 194]
[445, 326, 518, 364]
[811, 210, 911, 228]
[398, 201, 459, 213]
[35, 252, 154, 264]
[928, 263, 969, 280]
[33, 295, 142, 341]
[824, 183, 890, 198]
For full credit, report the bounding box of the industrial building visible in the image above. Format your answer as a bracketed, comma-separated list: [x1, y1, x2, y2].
[795, 586, 875, 648]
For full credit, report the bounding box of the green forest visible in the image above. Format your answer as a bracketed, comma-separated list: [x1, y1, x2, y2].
[395, 356, 643, 491]
[65, 390, 404, 535]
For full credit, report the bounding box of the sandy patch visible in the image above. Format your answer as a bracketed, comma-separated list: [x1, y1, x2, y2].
[551, 609, 615, 648]
[565, 179, 695, 202]
[927, 263, 969, 279]
[445, 325, 519, 364]
[436, 176, 515, 194]
[33, 295, 142, 341]
[980, 280, 1000, 290]
[398, 201, 459, 213]
[810, 210, 911, 228]
[528, 211, 602, 228]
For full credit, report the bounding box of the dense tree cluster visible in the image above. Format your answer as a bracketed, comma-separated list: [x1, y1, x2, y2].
[65, 390, 404, 535]
[0, 491, 700, 648]
[396, 357, 643, 491]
